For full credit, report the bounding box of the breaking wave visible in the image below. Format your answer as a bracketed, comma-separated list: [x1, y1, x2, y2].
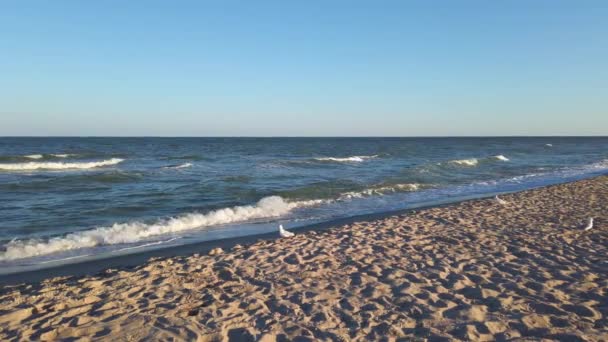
[448, 158, 479, 167]
[314, 155, 378, 163]
[17, 153, 78, 160]
[0, 158, 124, 171]
[163, 162, 192, 169]
[447, 155, 509, 167]
[587, 159, 608, 170]
[25, 154, 43, 159]
[0, 196, 325, 260]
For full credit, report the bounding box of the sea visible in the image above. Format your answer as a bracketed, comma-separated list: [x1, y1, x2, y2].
[1, 137, 607, 274]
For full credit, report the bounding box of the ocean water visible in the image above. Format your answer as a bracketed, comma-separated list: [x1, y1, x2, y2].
[1, 137, 607, 273]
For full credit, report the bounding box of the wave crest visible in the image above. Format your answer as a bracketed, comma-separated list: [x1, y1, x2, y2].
[163, 162, 192, 169]
[0, 196, 324, 261]
[19, 153, 77, 160]
[314, 155, 378, 163]
[25, 154, 44, 159]
[448, 158, 479, 167]
[447, 155, 509, 167]
[0, 158, 124, 171]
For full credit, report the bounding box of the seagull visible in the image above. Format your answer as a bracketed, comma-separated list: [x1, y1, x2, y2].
[583, 218, 594, 231]
[279, 224, 295, 238]
[495, 195, 508, 205]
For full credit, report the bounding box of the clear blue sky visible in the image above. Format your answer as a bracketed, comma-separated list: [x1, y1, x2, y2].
[1, 1, 606, 136]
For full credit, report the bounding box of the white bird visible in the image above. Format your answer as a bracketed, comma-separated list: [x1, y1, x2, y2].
[279, 224, 295, 238]
[495, 195, 508, 205]
[545, 143, 553, 147]
[583, 218, 594, 231]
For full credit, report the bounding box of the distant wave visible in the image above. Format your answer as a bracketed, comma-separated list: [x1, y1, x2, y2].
[22, 153, 77, 160]
[448, 158, 479, 167]
[447, 155, 509, 167]
[493, 155, 510, 161]
[0, 196, 325, 260]
[340, 183, 422, 199]
[163, 162, 192, 169]
[0, 158, 124, 171]
[25, 154, 43, 159]
[314, 155, 378, 163]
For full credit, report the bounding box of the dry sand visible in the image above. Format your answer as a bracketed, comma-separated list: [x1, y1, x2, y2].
[1, 176, 607, 341]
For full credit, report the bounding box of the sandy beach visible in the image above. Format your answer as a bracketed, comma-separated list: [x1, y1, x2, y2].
[1, 176, 606, 341]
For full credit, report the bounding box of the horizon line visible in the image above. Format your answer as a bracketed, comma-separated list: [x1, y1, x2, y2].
[0, 135, 607, 138]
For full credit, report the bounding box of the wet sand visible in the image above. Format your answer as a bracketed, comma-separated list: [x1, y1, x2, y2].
[1, 176, 607, 341]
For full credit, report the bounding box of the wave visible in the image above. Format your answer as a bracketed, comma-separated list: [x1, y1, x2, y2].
[18, 153, 78, 160]
[447, 155, 509, 167]
[25, 154, 44, 159]
[0, 158, 124, 171]
[493, 155, 509, 161]
[0, 196, 325, 261]
[587, 158, 608, 170]
[163, 162, 192, 169]
[448, 158, 479, 167]
[314, 155, 378, 163]
[340, 183, 422, 199]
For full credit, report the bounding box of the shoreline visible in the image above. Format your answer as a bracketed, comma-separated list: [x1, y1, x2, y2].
[1, 172, 606, 286]
[1, 175, 607, 340]
[0, 191, 501, 286]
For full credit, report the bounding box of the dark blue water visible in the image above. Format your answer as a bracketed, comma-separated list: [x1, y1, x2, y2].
[1, 137, 607, 273]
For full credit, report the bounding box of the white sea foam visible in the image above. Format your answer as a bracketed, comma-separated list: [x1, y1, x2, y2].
[449, 158, 479, 167]
[24, 154, 43, 159]
[163, 162, 192, 169]
[589, 159, 608, 169]
[340, 183, 421, 199]
[493, 155, 510, 161]
[546, 143, 553, 147]
[0, 196, 324, 261]
[0, 158, 124, 171]
[51, 154, 77, 158]
[447, 155, 508, 166]
[314, 155, 378, 163]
